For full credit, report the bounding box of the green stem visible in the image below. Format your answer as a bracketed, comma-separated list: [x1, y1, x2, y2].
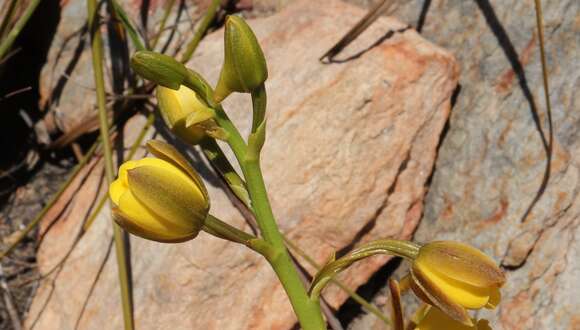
[182, 62, 324, 327]
[309, 240, 419, 302]
[203, 214, 254, 244]
[199, 138, 250, 207]
[250, 84, 267, 132]
[202, 214, 272, 256]
[243, 158, 325, 329]
[285, 238, 392, 326]
[87, 0, 134, 328]
[200, 132, 390, 327]
[0, 0, 41, 62]
[209, 104, 324, 327]
[180, 0, 220, 63]
[212, 105, 248, 159]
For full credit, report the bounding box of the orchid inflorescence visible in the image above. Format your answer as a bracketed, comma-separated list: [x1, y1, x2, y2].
[109, 15, 506, 330]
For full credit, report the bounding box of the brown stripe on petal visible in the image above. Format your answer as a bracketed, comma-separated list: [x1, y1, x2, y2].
[418, 241, 506, 287]
[146, 140, 210, 202]
[127, 166, 207, 234]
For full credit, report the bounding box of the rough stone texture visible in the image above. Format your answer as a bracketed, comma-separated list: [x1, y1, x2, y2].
[37, 0, 201, 135]
[351, 1, 579, 330]
[25, 0, 458, 328]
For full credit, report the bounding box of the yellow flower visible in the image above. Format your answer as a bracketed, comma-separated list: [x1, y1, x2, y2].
[410, 241, 505, 326]
[415, 306, 492, 330]
[109, 140, 209, 242]
[156, 85, 215, 144]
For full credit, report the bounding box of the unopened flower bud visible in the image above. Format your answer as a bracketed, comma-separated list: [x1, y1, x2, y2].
[131, 51, 188, 90]
[109, 140, 209, 242]
[214, 15, 268, 103]
[156, 85, 216, 144]
[410, 241, 505, 326]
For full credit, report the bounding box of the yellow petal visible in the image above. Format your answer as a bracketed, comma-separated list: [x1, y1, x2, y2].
[146, 140, 209, 202]
[476, 319, 493, 330]
[415, 307, 479, 330]
[417, 241, 505, 287]
[110, 160, 144, 206]
[118, 188, 192, 236]
[156, 86, 189, 127]
[127, 163, 207, 233]
[418, 263, 491, 309]
[156, 85, 213, 145]
[112, 208, 194, 243]
[411, 266, 473, 326]
[485, 287, 501, 309]
[109, 179, 125, 206]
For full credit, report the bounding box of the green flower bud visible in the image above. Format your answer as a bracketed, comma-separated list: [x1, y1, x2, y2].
[214, 15, 268, 103]
[131, 51, 188, 90]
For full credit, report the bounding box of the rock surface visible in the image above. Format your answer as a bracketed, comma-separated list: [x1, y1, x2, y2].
[37, 0, 201, 137]
[25, 0, 458, 329]
[350, 1, 579, 330]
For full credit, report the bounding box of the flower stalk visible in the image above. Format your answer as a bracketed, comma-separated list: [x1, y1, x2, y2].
[87, 0, 134, 327]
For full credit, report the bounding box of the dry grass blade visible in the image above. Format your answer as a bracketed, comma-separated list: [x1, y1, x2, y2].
[180, 0, 221, 63]
[0, 264, 22, 330]
[319, 0, 391, 61]
[83, 113, 155, 231]
[0, 0, 41, 62]
[533, 0, 553, 171]
[110, 0, 146, 51]
[285, 238, 391, 326]
[388, 279, 403, 330]
[86, 0, 134, 328]
[151, 0, 176, 50]
[0, 0, 19, 39]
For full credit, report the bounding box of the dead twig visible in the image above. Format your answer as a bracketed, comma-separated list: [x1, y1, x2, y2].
[0, 263, 23, 330]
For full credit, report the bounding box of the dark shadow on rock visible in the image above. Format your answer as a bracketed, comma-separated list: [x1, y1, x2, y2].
[473, 0, 553, 224]
[0, 0, 61, 202]
[139, 0, 151, 47]
[416, 0, 432, 33]
[46, 25, 87, 113]
[159, 0, 187, 55]
[322, 27, 410, 64]
[337, 257, 402, 327]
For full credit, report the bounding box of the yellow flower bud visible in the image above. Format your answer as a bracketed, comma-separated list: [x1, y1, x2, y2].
[214, 15, 268, 103]
[415, 306, 492, 330]
[410, 241, 505, 326]
[109, 141, 209, 242]
[156, 85, 215, 144]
